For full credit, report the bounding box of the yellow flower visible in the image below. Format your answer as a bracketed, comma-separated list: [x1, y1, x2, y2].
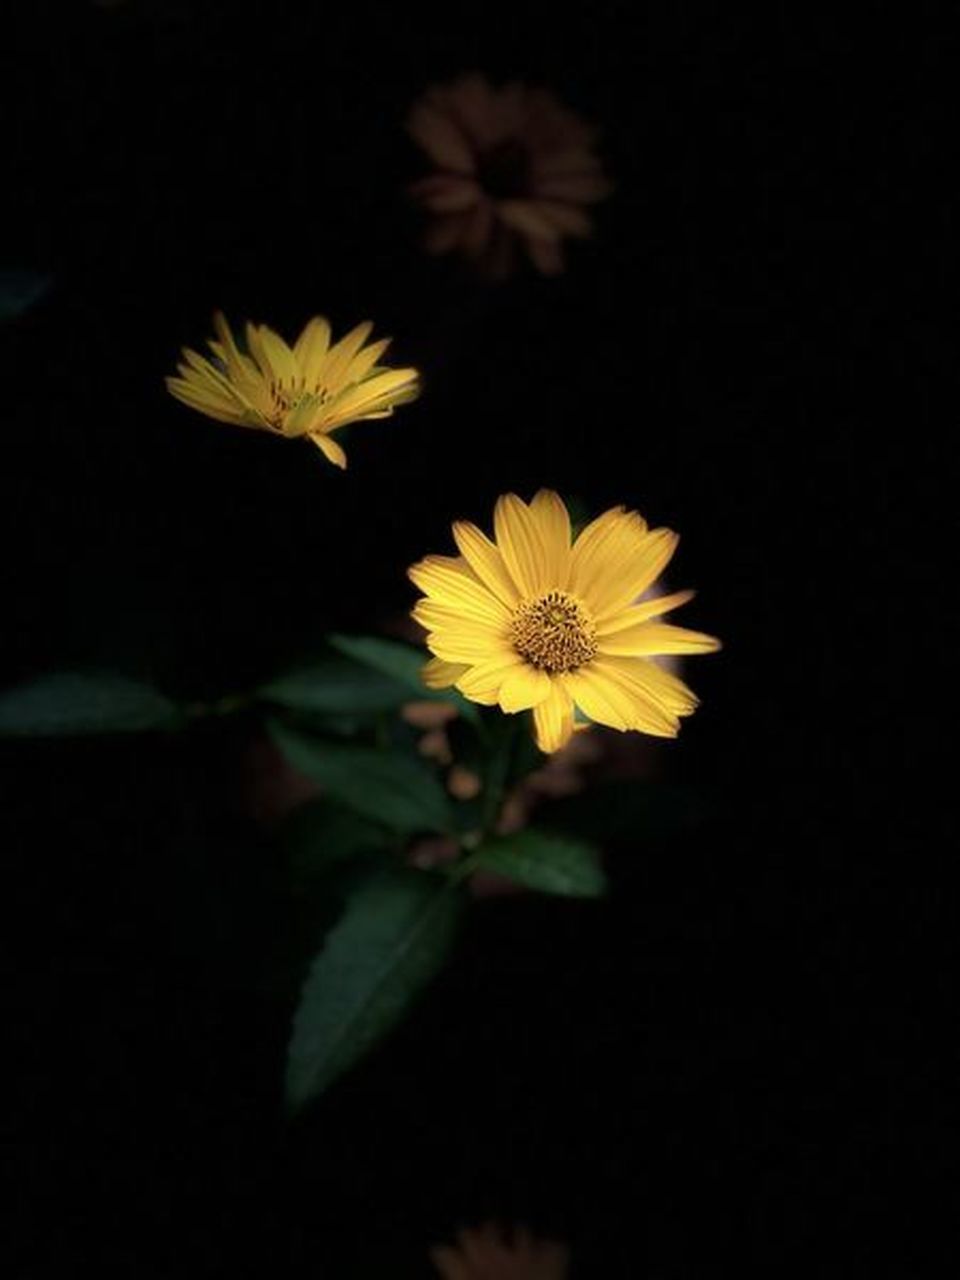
[430, 1222, 569, 1279]
[165, 313, 420, 468]
[409, 491, 720, 754]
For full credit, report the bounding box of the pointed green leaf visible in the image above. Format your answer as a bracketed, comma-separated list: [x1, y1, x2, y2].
[0, 673, 182, 737]
[329, 634, 480, 724]
[286, 868, 462, 1109]
[471, 828, 606, 897]
[269, 721, 454, 834]
[259, 654, 411, 716]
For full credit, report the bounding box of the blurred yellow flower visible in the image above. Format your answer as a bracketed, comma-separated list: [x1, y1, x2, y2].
[407, 72, 611, 278]
[430, 1222, 569, 1279]
[410, 491, 720, 754]
[166, 313, 420, 468]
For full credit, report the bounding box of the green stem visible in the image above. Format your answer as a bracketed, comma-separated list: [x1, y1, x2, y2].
[479, 713, 520, 836]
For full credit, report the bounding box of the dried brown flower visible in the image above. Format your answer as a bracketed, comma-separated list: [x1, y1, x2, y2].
[407, 73, 611, 278]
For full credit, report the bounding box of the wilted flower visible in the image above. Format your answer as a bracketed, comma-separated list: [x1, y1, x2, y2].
[409, 491, 720, 754]
[430, 1222, 569, 1279]
[166, 312, 419, 467]
[407, 73, 611, 277]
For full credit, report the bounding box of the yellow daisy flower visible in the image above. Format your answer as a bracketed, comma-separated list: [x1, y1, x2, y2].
[409, 491, 720, 754]
[165, 312, 420, 468]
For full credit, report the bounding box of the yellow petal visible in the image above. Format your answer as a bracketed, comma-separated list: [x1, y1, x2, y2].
[586, 659, 682, 736]
[408, 557, 509, 625]
[570, 509, 652, 613]
[567, 505, 629, 597]
[499, 664, 553, 713]
[452, 520, 519, 607]
[325, 368, 420, 424]
[211, 312, 262, 385]
[308, 432, 347, 468]
[421, 657, 467, 690]
[493, 493, 550, 597]
[251, 324, 299, 387]
[597, 589, 696, 634]
[166, 376, 249, 425]
[562, 664, 637, 732]
[342, 337, 391, 385]
[456, 653, 525, 701]
[532, 682, 575, 753]
[590, 528, 680, 621]
[426, 630, 507, 663]
[598, 621, 721, 657]
[319, 322, 374, 394]
[529, 489, 572, 587]
[597, 655, 699, 718]
[172, 355, 271, 426]
[295, 317, 332, 386]
[412, 600, 508, 645]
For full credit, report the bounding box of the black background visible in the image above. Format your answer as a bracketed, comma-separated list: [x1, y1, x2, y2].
[3, 2, 947, 1275]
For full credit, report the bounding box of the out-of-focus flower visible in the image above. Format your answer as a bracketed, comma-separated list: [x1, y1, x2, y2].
[430, 1222, 569, 1279]
[409, 491, 720, 754]
[166, 312, 419, 468]
[406, 73, 611, 278]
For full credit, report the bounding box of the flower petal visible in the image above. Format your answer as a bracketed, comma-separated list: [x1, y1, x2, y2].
[294, 317, 332, 384]
[532, 682, 575, 753]
[325, 368, 420, 425]
[497, 199, 562, 242]
[319, 322, 375, 395]
[493, 493, 550, 597]
[596, 655, 700, 718]
[409, 175, 482, 213]
[409, 556, 510, 625]
[596, 589, 696, 635]
[308, 432, 347, 468]
[586, 660, 681, 736]
[535, 173, 613, 203]
[590, 528, 681, 622]
[499, 664, 553, 712]
[250, 324, 299, 387]
[406, 102, 476, 173]
[561, 664, 637, 732]
[166, 376, 249, 425]
[456, 653, 526, 702]
[568, 506, 634, 600]
[598, 621, 722, 657]
[529, 489, 572, 585]
[452, 520, 519, 607]
[422, 657, 466, 690]
[427, 631, 510, 663]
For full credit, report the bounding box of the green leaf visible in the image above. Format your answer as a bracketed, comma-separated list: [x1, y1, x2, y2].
[471, 828, 606, 898]
[259, 654, 411, 716]
[269, 721, 455, 835]
[286, 868, 462, 1109]
[0, 672, 182, 737]
[329, 634, 480, 725]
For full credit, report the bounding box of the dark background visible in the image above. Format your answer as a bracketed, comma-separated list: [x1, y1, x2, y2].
[3, 2, 946, 1275]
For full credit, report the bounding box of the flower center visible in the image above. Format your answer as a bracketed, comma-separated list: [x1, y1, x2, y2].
[268, 378, 327, 428]
[477, 139, 531, 199]
[510, 590, 597, 673]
